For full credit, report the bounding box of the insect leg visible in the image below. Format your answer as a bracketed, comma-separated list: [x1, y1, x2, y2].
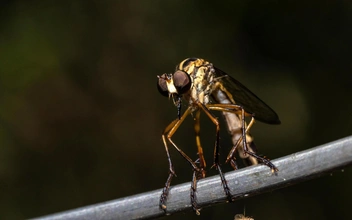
[207, 104, 249, 169]
[226, 115, 255, 168]
[191, 170, 201, 215]
[198, 103, 233, 202]
[194, 109, 207, 174]
[207, 104, 277, 172]
[239, 112, 278, 173]
[189, 110, 207, 214]
[160, 106, 201, 211]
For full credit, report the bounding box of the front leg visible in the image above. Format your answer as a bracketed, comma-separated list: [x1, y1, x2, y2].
[160, 107, 203, 212]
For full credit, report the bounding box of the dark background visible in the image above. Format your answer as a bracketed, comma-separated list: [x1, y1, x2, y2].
[0, 1, 351, 219]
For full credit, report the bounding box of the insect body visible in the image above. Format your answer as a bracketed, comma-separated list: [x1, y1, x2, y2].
[157, 58, 280, 214]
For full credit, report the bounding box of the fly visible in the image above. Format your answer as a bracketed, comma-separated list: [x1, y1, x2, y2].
[157, 58, 280, 215]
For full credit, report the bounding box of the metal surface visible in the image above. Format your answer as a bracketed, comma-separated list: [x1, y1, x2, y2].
[32, 135, 352, 220]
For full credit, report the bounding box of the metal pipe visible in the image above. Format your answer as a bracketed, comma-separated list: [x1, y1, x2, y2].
[32, 135, 352, 220]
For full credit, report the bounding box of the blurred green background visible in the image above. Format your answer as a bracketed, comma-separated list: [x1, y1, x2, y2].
[1, 1, 351, 219]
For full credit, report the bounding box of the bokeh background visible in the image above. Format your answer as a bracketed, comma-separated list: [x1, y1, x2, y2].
[1, 1, 351, 219]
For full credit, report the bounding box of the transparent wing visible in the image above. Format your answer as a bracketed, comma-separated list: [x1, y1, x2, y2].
[213, 67, 281, 124]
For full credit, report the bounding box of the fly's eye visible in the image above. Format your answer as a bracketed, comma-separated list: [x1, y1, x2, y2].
[173, 70, 191, 94]
[157, 74, 169, 97]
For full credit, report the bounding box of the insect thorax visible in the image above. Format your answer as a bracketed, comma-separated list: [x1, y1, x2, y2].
[181, 60, 217, 107]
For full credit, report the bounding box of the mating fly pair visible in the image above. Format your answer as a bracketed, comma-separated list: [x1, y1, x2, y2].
[157, 58, 280, 214]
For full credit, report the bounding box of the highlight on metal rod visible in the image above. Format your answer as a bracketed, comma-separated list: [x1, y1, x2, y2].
[32, 136, 352, 220]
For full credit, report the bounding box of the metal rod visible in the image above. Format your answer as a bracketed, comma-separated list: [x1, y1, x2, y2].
[32, 136, 352, 220]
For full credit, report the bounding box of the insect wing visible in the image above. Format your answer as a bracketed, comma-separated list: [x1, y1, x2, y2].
[213, 67, 280, 124]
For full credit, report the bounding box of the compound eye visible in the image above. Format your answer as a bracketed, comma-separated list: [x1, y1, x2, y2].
[173, 70, 191, 95]
[157, 74, 169, 97]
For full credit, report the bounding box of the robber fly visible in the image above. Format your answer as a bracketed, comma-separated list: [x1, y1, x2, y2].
[157, 58, 280, 215]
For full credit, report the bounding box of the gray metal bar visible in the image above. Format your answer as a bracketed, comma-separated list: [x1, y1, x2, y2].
[32, 135, 352, 220]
